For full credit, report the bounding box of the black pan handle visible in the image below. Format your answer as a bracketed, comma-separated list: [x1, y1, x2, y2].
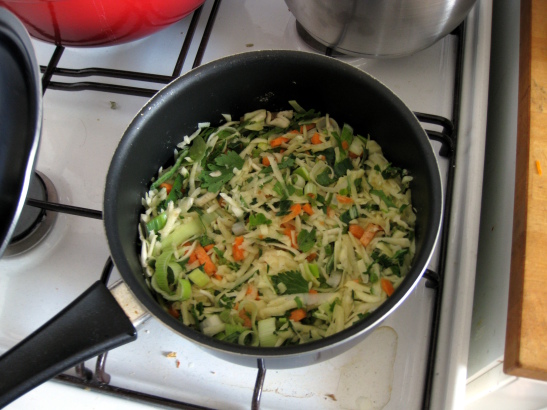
[0, 280, 137, 407]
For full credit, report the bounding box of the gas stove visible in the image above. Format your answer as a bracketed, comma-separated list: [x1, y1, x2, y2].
[0, 1, 492, 409]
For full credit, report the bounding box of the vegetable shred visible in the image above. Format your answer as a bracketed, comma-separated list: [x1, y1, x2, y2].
[139, 101, 416, 347]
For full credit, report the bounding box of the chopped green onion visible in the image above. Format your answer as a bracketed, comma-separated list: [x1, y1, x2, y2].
[304, 182, 317, 198]
[188, 268, 210, 287]
[161, 212, 217, 250]
[150, 149, 188, 190]
[257, 317, 278, 347]
[146, 212, 167, 234]
[288, 100, 306, 113]
[154, 251, 174, 293]
[293, 167, 310, 181]
[308, 263, 320, 278]
[290, 173, 306, 188]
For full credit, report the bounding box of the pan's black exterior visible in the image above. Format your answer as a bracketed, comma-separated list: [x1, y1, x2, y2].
[104, 50, 443, 367]
[0, 9, 42, 257]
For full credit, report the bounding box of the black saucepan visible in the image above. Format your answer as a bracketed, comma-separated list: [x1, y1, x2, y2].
[0, 50, 443, 407]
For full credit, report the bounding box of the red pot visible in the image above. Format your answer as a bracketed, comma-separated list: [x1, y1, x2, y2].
[0, 0, 205, 47]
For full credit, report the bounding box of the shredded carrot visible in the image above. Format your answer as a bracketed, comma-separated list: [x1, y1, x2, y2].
[168, 306, 179, 319]
[536, 160, 542, 176]
[245, 284, 260, 300]
[159, 183, 173, 194]
[381, 278, 395, 297]
[232, 236, 245, 261]
[300, 124, 315, 133]
[289, 308, 307, 322]
[289, 129, 300, 134]
[280, 203, 302, 224]
[349, 151, 361, 159]
[318, 155, 326, 161]
[203, 244, 215, 252]
[310, 132, 322, 145]
[239, 308, 252, 328]
[360, 223, 383, 247]
[336, 194, 354, 204]
[262, 156, 271, 166]
[302, 203, 314, 215]
[341, 141, 349, 150]
[283, 227, 298, 248]
[194, 245, 217, 275]
[306, 252, 317, 262]
[270, 136, 290, 147]
[326, 206, 335, 218]
[348, 224, 365, 239]
[213, 273, 222, 281]
[308, 289, 318, 294]
[188, 252, 198, 264]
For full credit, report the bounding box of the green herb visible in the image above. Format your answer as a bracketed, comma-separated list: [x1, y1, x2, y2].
[199, 235, 215, 247]
[273, 181, 285, 197]
[271, 270, 309, 294]
[381, 164, 404, 180]
[340, 205, 359, 224]
[297, 228, 316, 252]
[219, 295, 235, 309]
[317, 148, 336, 166]
[370, 189, 396, 208]
[150, 148, 188, 190]
[334, 157, 353, 178]
[199, 150, 245, 192]
[371, 249, 405, 277]
[316, 169, 336, 186]
[189, 135, 207, 162]
[214, 150, 244, 169]
[249, 212, 272, 228]
[276, 200, 293, 216]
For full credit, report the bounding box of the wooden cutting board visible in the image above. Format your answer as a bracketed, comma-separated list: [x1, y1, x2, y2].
[505, 0, 547, 381]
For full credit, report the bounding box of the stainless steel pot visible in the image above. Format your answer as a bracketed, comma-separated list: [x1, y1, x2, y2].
[285, 0, 477, 57]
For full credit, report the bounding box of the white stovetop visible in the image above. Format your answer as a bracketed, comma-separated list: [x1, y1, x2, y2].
[0, 0, 493, 409]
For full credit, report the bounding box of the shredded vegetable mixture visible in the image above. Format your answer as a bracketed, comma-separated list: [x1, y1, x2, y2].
[139, 101, 416, 347]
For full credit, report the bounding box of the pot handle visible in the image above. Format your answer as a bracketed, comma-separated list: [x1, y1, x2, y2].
[0, 280, 137, 407]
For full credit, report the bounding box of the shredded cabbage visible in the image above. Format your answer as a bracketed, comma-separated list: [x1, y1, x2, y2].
[139, 103, 416, 346]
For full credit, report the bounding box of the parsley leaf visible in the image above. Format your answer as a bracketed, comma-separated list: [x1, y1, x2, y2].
[316, 169, 336, 186]
[297, 228, 316, 252]
[249, 212, 272, 228]
[277, 155, 295, 170]
[199, 236, 215, 247]
[271, 270, 309, 294]
[199, 166, 233, 192]
[333, 157, 353, 178]
[316, 148, 336, 166]
[214, 150, 244, 169]
[198, 150, 245, 192]
[276, 200, 293, 216]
